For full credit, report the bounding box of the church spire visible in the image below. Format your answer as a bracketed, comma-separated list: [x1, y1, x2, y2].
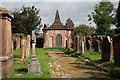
[54, 9, 61, 23]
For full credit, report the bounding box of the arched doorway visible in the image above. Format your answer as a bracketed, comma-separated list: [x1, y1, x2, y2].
[49, 36, 53, 47]
[64, 36, 69, 47]
[56, 34, 62, 46]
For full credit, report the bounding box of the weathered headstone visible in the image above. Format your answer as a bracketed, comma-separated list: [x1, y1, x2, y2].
[83, 37, 86, 50]
[28, 30, 42, 75]
[79, 38, 84, 54]
[26, 35, 31, 58]
[0, 8, 14, 78]
[94, 40, 100, 52]
[113, 35, 120, 65]
[15, 38, 20, 50]
[20, 38, 26, 60]
[86, 40, 91, 50]
[102, 36, 112, 61]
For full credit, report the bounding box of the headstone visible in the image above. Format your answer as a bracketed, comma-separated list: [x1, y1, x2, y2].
[94, 40, 100, 52]
[98, 36, 103, 49]
[102, 36, 112, 61]
[15, 38, 20, 50]
[79, 38, 84, 54]
[83, 37, 86, 50]
[0, 8, 14, 78]
[25, 35, 31, 59]
[28, 30, 42, 75]
[20, 38, 26, 60]
[86, 40, 91, 50]
[113, 35, 120, 65]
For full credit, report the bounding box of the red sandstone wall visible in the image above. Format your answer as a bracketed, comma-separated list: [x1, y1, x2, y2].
[43, 30, 73, 48]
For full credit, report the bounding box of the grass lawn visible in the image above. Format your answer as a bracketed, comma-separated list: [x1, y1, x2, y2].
[8, 48, 51, 79]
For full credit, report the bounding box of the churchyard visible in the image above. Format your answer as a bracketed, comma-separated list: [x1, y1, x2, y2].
[1, 1, 120, 80]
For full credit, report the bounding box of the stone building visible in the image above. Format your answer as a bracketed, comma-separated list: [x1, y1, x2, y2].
[43, 10, 74, 48]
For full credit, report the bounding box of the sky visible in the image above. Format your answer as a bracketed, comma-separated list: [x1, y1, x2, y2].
[0, 0, 119, 33]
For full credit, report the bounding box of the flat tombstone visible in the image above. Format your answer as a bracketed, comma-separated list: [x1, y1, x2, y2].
[102, 36, 112, 61]
[113, 35, 120, 65]
[20, 38, 26, 60]
[0, 8, 14, 78]
[94, 40, 100, 52]
[26, 35, 31, 59]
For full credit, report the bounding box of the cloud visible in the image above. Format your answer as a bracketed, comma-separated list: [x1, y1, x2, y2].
[1, 1, 119, 33]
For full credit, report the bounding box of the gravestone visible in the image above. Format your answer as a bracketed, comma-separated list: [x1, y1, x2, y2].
[102, 36, 112, 61]
[26, 35, 31, 59]
[15, 38, 20, 50]
[76, 36, 79, 52]
[113, 35, 120, 65]
[86, 40, 91, 50]
[83, 37, 86, 50]
[28, 30, 42, 75]
[98, 36, 103, 49]
[20, 38, 26, 60]
[79, 38, 84, 54]
[0, 8, 14, 78]
[94, 40, 100, 52]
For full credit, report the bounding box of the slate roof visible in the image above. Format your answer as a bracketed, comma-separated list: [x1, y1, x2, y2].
[43, 10, 74, 30]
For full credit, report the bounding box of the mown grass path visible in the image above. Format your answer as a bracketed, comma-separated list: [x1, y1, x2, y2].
[46, 49, 119, 80]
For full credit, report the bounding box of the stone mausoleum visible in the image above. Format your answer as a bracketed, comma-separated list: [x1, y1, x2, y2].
[43, 10, 74, 48]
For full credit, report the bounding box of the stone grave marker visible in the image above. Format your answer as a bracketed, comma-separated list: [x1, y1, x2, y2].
[102, 36, 112, 61]
[0, 8, 14, 78]
[28, 30, 42, 75]
[94, 40, 100, 52]
[15, 38, 20, 50]
[20, 37, 26, 60]
[25, 35, 31, 59]
[86, 40, 91, 50]
[113, 35, 120, 65]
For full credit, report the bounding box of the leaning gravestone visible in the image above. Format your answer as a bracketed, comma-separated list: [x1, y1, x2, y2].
[28, 30, 42, 74]
[0, 8, 14, 78]
[113, 35, 120, 65]
[94, 40, 100, 52]
[20, 37, 26, 60]
[102, 36, 112, 61]
[26, 35, 31, 59]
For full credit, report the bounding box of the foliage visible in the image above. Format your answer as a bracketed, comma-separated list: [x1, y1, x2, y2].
[88, 0, 115, 35]
[73, 24, 93, 38]
[10, 48, 51, 78]
[65, 18, 74, 28]
[115, 1, 120, 34]
[12, 6, 42, 35]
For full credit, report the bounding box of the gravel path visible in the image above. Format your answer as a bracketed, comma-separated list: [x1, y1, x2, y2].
[46, 49, 118, 80]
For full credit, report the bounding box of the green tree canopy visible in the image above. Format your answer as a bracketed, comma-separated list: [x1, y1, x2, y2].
[88, 0, 115, 35]
[12, 6, 41, 35]
[73, 24, 93, 38]
[115, 1, 120, 34]
[65, 18, 74, 28]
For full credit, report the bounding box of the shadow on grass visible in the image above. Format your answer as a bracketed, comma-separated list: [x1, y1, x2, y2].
[17, 68, 28, 73]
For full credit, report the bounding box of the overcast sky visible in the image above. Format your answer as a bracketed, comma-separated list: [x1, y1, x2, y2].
[0, 0, 119, 33]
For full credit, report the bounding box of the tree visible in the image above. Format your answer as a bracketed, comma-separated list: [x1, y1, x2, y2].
[12, 6, 41, 35]
[65, 18, 74, 28]
[73, 24, 93, 38]
[88, 0, 115, 35]
[115, 1, 120, 34]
